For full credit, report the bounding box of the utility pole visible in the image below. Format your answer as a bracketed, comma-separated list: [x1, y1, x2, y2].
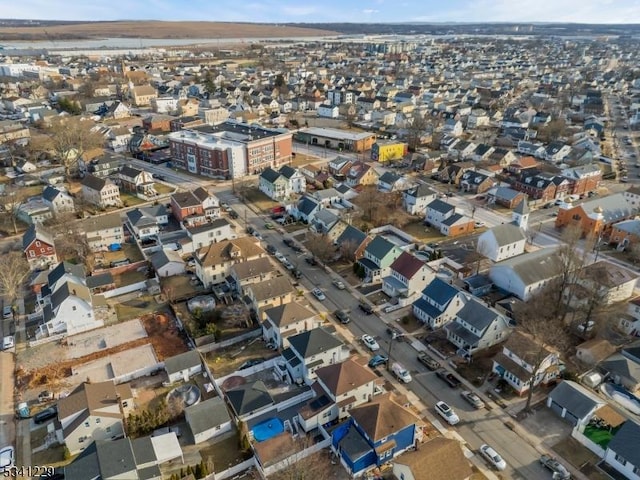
[385, 332, 406, 371]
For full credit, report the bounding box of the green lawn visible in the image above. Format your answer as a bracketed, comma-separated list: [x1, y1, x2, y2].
[583, 425, 616, 448]
[241, 187, 279, 212]
[120, 192, 146, 207]
[113, 295, 159, 321]
[154, 183, 175, 195]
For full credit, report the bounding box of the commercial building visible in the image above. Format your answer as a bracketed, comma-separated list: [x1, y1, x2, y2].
[371, 141, 408, 162]
[295, 127, 375, 153]
[168, 121, 293, 179]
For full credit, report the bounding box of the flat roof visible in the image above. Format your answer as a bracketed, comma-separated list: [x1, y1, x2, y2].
[71, 344, 159, 384]
[300, 127, 374, 141]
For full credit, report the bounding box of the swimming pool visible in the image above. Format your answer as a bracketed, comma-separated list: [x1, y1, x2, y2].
[252, 417, 285, 442]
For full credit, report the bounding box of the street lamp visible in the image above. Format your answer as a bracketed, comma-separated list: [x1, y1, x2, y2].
[385, 331, 407, 371]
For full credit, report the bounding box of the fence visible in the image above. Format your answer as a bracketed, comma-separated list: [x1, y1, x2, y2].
[28, 332, 65, 348]
[197, 328, 262, 354]
[101, 280, 148, 299]
[214, 457, 256, 480]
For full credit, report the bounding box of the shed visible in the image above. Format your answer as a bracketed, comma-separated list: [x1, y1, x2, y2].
[546, 380, 604, 426]
[164, 350, 202, 384]
[150, 249, 185, 278]
[185, 397, 232, 444]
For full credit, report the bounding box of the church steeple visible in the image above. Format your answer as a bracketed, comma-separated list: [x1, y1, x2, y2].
[513, 198, 529, 230]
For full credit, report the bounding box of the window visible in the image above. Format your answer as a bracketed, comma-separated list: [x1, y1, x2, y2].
[106, 426, 111, 433]
[72, 306, 76, 311]
[96, 418, 101, 424]
[122, 401, 128, 408]
[615, 454, 627, 465]
[84, 422, 90, 428]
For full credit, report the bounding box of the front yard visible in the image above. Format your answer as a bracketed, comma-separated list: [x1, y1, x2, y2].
[120, 192, 146, 207]
[240, 187, 280, 213]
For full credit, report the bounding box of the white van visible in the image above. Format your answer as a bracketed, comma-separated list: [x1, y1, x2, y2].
[391, 363, 412, 383]
[2, 336, 14, 351]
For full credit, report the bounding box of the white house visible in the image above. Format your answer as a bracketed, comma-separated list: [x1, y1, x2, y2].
[491, 330, 560, 396]
[195, 237, 266, 288]
[150, 249, 186, 278]
[81, 213, 124, 252]
[184, 397, 232, 444]
[402, 184, 438, 216]
[164, 350, 202, 384]
[262, 302, 321, 349]
[425, 199, 456, 229]
[477, 202, 528, 262]
[412, 278, 468, 329]
[186, 218, 237, 252]
[567, 261, 637, 307]
[283, 327, 349, 385]
[41, 185, 74, 215]
[382, 252, 435, 305]
[258, 165, 306, 201]
[603, 421, 640, 480]
[489, 247, 562, 301]
[317, 104, 339, 118]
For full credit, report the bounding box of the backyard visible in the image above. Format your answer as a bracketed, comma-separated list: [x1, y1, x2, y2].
[120, 192, 146, 207]
[240, 187, 279, 213]
[583, 424, 618, 449]
[402, 219, 447, 243]
[113, 294, 161, 322]
[204, 339, 280, 378]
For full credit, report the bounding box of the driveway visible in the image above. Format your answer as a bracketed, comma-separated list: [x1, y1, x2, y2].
[517, 403, 573, 448]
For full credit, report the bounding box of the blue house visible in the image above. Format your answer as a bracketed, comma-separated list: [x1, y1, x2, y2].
[412, 278, 467, 330]
[331, 394, 422, 476]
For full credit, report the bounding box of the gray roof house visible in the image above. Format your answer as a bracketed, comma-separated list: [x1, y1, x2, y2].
[225, 381, 274, 418]
[313, 208, 340, 234]
[283, 327, 349, 384]
[546, 380, 605, 426]
[358, 235, 402, 283]
[604, 420, 640, 479]
[402, 183, 438, 215]
[412, 278, 468, 329]
[294, 195, 321, 223]
[184, 397, 232, 444]
[444, 297, 511, 357]
[149, 249, 185, 278]
[600, 352, 640, 392]
[477, 223, 527, 262]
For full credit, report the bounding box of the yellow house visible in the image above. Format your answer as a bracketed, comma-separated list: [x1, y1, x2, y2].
[371, 141, 408, 162]
[131, 85, 158, 107]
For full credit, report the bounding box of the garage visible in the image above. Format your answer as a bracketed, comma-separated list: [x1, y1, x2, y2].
[547, 380, 604, 427]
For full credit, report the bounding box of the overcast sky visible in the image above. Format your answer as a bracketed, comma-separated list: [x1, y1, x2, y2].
[4, 0, 640, 24]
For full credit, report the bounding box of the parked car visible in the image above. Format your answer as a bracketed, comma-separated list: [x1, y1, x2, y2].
[332, 279, 346, 290]
[274, 252, 286, 262]
[38, 390, 54, 403]
[460, 390, 485, 409]
[311, 288, 326, 301]
[264, 222, 274, 230]
[283, 238, 294, 247]
[387, 326, 402, 339]
[239, 358, 265, 370]
[291, 268, 302, 279]
[436, 370, 462, 388]
[391, 362, 412, 383]
[435, 401, 460, 425]
[334, 309, 351, 324]
[228, 209, 239, 219]
[361, 334, 380, 351]
[474, 221, 485, 228]
[368, 354, 388, 368]
[479, 444, 507, 471]
[252, 231, 263, 240]
[305, 256, 317, 266]
[2, 336, 14, 351]
[34, 405, 58, 424]
[291, 243, 304, 253]
[417, 352, 440, 370]
[539, 454, 571, 479]
[2, 305, 12, 319]
[0, 446, 14, 473]
[266, 244, 277, 255]
[246, 226, 255, 235]
[358, 302, 374, 314]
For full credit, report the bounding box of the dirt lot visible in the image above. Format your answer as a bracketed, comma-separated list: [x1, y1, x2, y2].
[240, 187, 279, 213]
[204, 339, 280, 378]
[16, 313, 187, 398]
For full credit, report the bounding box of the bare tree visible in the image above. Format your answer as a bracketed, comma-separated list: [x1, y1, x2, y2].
[406, 112, 429, 151]
[0, 251, 30, 304]
[305, 232, 336, 264]
[0, 184, 29, 235]
[268, 438, 335, 480]
[513, 285, 571, 412]
[38, 116, 104, 180]
[48, 214, 91, 264]
[338, 238, 358, 262]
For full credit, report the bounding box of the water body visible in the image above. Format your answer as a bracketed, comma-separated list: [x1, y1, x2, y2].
[0, 36, 335, 50]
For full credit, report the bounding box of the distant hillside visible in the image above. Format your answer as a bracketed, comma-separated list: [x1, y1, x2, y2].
[0, 20, 337, 41]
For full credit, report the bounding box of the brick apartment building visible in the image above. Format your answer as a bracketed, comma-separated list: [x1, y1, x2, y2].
[168, 121, 293, 179]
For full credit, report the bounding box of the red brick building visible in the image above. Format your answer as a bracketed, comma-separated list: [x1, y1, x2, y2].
[561, 164, 602, 196]
[168, 122, 293, 179]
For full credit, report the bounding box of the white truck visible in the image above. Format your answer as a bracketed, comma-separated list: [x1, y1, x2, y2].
[391, 363, 412, 383]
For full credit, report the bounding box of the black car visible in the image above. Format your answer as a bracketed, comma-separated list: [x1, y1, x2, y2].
[334, 309, 351, 324]
[283, 238, 294, 247]
[291, 243, 304, 253]
[266, 244, 277, 255]
[34, 405, 58, 424]
[153, 174, 166, 181]
[435, 370, 462, 388]
[228, 209, 239, 219]
[291, 268, 302, 279]
[239, 358, 265, 370]
[305, 256, 317, 266]
[246, 226, 255, 235]
[358, 302, 374, 315]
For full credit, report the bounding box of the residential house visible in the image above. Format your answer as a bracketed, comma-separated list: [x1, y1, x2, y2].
[57, 381, 133, 455]
[245, 276, 293, 318]
[131, 85, 158, 107]
[318, 104, 339, 118]
[164, 350, 202, 384]
[513, 172, 557, 201]
[37, 262, 102, 337]
[228, 257, 276, 294]
[279, 165, 306, 193]
[310, 188, 341, 207]
[293, 195, 321, 224]
[555, 193, 637, 239]
[328, 156, 353, 177]
[610, 219, 640, 249]
[81, 175, 122, 208]
[42, 185, 74, 215]
[412, 278, 468, 329]
[402, 184, 438, 216]
[87, 155, 122, 178]
[599, 346, 640, 392]
[22, 223, 57, 270]
[392, 437, 473, 480]
[603, 420, 640, 480]
[333, 224, 370, 258]
[491, 330, 560, 396]
[357, 236, 402, 283]
[345, 161, 379, 187]
[117, 166, 154, 195]
[298, 359, 378, 432]
[262, 302, 321, 349]
[170, 187, 220, 227]
[425, 199, 456, 229]
[382, 252, 435, 304]
[17, 199, 53, 225]
[186, 218, 236, 251]
[489, 247, 562, 301]
[562, 164, 602, 196]
[440, 213, 475, 237]
[184, 397, 232, 444]
[544, 141, 572, 163]
[443, 119, 463, 137]
[444, 297, 511, 357]
[142, 114, 174, 132]
[565, 261, 637, 308]
[332, 393, 423, 476]
[312, 209, 340, 234]
[459, 170, 495, 194]
[194, 237, 266, 288]
[507, 156, 538, 174]
[486, 186, 525, 209]
[377, 172, 404, 192]
[283, 327, 349, 384]
[80, 213, 124, 252]
[126, 208, 161, 241]
[258, 165, 305, 201]
[619, 297, 640, 337]
[477, 205, 528, 262]
[546, 380, 605, 426]
[149, 249, 185, 278]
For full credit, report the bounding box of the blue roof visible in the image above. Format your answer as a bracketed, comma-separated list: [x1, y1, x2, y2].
[413, 298, 442, 319]
[421, 278, 460, 306]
